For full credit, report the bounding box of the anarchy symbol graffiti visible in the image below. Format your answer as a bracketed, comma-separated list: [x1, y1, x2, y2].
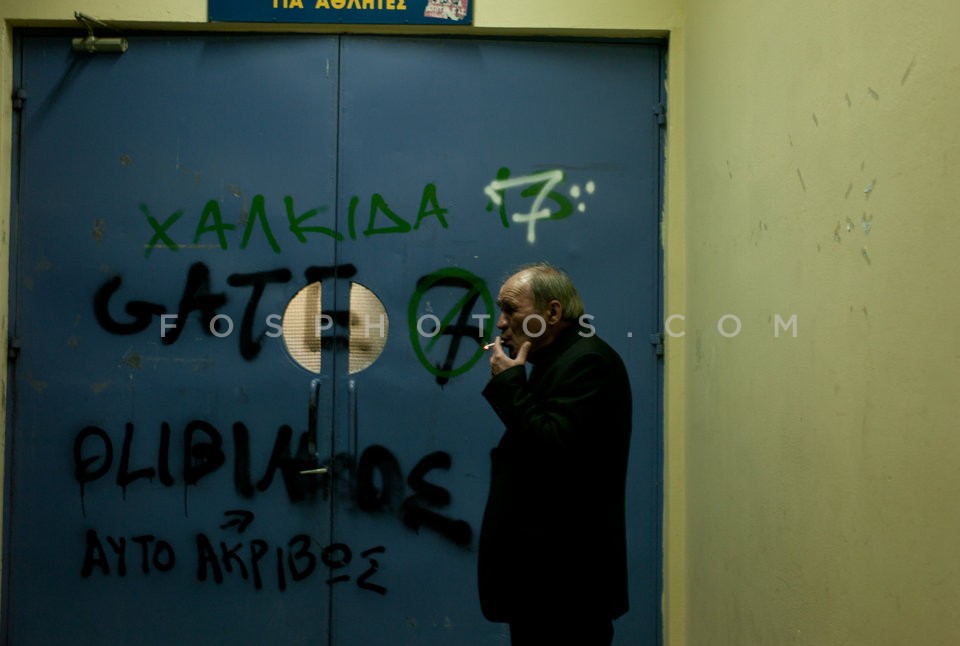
[407, 268, 494, 385]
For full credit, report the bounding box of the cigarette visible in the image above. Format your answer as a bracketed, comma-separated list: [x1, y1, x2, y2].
[483, 342, 496, 350]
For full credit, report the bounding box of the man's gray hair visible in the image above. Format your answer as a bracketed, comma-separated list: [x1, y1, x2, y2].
[513, 262, 585, 321]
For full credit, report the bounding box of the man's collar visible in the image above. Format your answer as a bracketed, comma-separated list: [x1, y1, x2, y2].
[528, 322, 583, 365]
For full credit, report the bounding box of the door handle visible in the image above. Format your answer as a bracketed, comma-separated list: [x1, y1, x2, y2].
[307, 377, 320, 457]
[349, 378, 358, 460]
[300, 378, 328, 478]
[297, 378, 356, 475]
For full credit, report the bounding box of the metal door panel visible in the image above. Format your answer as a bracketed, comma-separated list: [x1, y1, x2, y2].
[6, 35, 340, 645]
[6, 33, 663, 646]
[332, 37, 662, 644]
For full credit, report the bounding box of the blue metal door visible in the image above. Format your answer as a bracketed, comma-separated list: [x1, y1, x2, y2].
[5, 33, 663, 645]
[5, 34, 342, 645]
[329, 37, 663, 645]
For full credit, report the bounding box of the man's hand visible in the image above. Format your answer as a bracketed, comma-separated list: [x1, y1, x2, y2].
[489, 337, 531, 376]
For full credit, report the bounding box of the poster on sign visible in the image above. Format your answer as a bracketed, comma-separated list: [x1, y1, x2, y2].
[423, 0, 468, 21]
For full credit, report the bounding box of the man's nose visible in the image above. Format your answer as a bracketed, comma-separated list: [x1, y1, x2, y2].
[496, 313, 507, 329]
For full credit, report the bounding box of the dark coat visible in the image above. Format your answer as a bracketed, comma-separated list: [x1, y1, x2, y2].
[478, 325, 632, 623]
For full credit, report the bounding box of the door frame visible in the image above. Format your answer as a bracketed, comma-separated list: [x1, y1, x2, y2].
[2, 29, 667, 645]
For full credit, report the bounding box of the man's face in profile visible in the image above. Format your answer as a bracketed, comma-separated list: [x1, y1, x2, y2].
[494, 271, 549, 357]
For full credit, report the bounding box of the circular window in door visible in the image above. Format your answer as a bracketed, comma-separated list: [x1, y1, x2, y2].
[281, 281, 388, 374]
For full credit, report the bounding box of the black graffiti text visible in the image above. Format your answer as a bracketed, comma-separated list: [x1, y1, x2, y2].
[74, 420, 323, 504]
[80, 528, 387, 594]
[93, 262, 358, 361]
[74, 423, 473, 547]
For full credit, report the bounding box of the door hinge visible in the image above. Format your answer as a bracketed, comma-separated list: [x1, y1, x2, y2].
[649, 332, 664, 358]
[653, 102, 667, 127]
[8, 336, 21, 362]
[12, 88, 27, 112]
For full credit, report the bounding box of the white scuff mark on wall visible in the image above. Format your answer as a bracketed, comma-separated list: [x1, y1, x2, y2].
[435, 616, 453, 629]
[93, 217, 106, 245]
[863, 178, 876, 196]
[121, 347, 142, 369]
[26, 371, 47, 394]
[901, 57, 917, 86]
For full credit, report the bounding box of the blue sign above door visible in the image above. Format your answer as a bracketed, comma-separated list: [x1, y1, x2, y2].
[209, 0, 472, 25]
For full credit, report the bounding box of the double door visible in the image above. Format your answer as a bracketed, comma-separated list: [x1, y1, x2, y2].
[4, 34, 663, 644]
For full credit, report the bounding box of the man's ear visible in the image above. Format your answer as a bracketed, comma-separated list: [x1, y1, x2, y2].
[546, 300, 563, 325]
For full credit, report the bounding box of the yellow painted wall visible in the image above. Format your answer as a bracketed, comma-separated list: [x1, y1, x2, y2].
[682, 0, 960, 644]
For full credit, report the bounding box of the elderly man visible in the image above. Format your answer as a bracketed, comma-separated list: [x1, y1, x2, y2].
[478, 262, 633, 645]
